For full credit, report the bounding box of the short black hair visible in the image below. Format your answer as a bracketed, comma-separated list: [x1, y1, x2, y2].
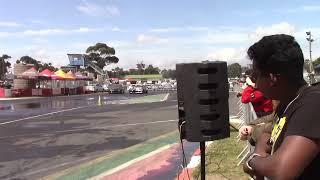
[245, 69, 253, 76]
[247, 34, 304, 82]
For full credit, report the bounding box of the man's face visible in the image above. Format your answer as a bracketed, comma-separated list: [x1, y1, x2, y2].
[252, 61, 273, 98]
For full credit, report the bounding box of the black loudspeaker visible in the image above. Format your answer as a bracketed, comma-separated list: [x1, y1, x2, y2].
[176, 61, 230, 142]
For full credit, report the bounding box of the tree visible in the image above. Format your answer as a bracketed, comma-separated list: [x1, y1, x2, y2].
[0, 54, 11, 80]
[136, 61, 145, 75]
[19, 56, 42, 70]
[161, 69, 168, 78]
[19, 56, 58, 72]
[227, 63, 242, 78]
[109, 67, 126, 78]
[312, 57, 320, 69]
[39, 63, 57, 72]
[145, 65, 160, 74]
[161, 69, 176, 79]
[168, 69, 176, 79]
[129, 68, 138, 75]
[85, 43, 119, 72]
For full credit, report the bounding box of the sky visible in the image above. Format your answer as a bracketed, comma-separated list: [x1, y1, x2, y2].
[1, 0, 320, 70]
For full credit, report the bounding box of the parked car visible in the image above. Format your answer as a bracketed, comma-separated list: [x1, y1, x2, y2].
[85, 84, 104, 93]
[129, 85, 148, 94]
[108, 83, 125, 94]
[103, 84, 110, 92]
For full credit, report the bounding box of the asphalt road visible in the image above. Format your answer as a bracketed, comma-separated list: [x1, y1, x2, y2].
[0, 91, 240, 179]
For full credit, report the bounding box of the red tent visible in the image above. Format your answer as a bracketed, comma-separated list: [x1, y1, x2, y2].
[39, 69, 54, 79]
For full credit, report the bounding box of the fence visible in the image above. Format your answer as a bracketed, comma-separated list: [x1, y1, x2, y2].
[236, 98, 258, 166]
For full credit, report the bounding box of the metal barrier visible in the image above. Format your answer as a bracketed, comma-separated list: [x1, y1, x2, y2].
[236, 99, 258, 166]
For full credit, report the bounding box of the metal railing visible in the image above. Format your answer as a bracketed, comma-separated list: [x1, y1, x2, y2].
[236, 100, 257, 166]
[86, 60, 109, 78]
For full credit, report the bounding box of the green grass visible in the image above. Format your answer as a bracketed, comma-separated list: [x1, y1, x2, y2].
[192, 129, 248, 180]
[124, 74, 163, 80]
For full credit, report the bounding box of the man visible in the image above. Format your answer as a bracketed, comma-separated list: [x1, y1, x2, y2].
[243, 34, 320, 180]
[240, 76, 273, 117]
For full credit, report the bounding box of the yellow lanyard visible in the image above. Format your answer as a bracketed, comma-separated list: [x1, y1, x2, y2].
[270, 94, 300, 154]
[270, 116, 287, 154]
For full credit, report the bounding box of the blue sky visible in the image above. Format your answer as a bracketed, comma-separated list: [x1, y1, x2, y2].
[1, 0, 320, 70]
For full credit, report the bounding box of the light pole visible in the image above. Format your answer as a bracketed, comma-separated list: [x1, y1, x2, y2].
[306, 31, 315, 84]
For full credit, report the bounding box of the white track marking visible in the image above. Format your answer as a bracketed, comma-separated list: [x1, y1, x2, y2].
[0, 106, 89, 125]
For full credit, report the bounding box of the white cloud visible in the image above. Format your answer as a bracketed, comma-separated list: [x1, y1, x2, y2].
[0, 32, 12, 38]
[77, 0, 120, 17]
[248, 22, 296, 42]
[150, 26, 209, 33]
[30, 20, 46, 25]
[150, 27, 181, 33]
[73, 27, 102, 33]
[205, 22, 299, 66]
[136, 34, 168, 44]
[0, 21, 21, 27]
[276, 5, 320, 13]
[22, 29, 65, 36]
[33, 38, 49, 44]
[0, 27, 112, 38]
[111, 26, 126, 32]
[207, 48, 249, 65]
[302, 5, 320, 12]
[204, 32, 248, 45]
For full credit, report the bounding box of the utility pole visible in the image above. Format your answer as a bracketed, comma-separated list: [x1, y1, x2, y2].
[306, 31, 315, 84]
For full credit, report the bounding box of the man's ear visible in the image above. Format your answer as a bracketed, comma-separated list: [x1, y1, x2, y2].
[269, 73, 278, 87]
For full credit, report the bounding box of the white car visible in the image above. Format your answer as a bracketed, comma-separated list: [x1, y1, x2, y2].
[129, 85, 148, 94]
[85, 84, 104, 93]
[103, 84, 110, 92]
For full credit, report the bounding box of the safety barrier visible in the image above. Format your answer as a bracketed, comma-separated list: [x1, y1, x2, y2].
[236, 98, 258, 166]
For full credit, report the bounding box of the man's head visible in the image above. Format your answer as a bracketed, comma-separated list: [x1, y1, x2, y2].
[247, 34, 305, 100]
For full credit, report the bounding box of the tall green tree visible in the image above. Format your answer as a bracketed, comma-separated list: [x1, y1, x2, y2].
[85, 43, 119, 72]
[128, 68, 138, 75]
[19, 56, 42, 70]
[161, 69, 168, 78]
[110, 67, 126, 78]
[312, 57, 320, 68]
[0, 54, 11, 80]
[227, 63, 242, 78]
[136, 61, 145, 75]
[145, 65, 160, 74]
[161, 69, 176, 79]
[19, 56, 58, 71]
[39, 63, 57, 72]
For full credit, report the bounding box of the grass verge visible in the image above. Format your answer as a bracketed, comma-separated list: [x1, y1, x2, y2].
[192, 129, 248, 180]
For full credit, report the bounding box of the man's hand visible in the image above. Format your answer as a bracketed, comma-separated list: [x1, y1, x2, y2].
[236, 92, 242, 97]
[254, 132, 272, 156]
[243, 162, 265, 180]
[239, 126, 253, 140]
[243, 153, 269, 180]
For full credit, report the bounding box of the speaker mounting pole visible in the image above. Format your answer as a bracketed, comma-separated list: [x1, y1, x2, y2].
[200, 141, 206, 180]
